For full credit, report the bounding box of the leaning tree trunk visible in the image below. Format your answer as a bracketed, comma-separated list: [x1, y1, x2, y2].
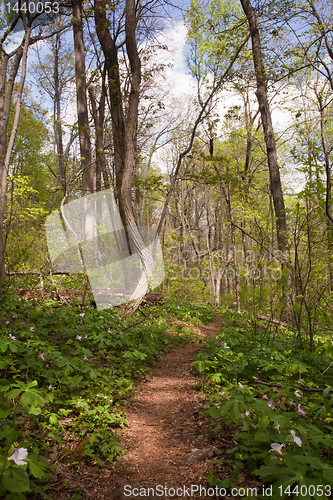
[240, 0, 288, 255]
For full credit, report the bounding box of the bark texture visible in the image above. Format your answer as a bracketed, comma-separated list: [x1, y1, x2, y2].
[0, 35, 27, 284]
[240, 0, 288, 254]
[94, 0, 126, 201]
[72, 0, 94, 196]
[53, 32, 66, 193]
[94, 0, 154, 313]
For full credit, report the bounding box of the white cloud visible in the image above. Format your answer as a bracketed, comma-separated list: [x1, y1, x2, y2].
[154, 22, 196, 98]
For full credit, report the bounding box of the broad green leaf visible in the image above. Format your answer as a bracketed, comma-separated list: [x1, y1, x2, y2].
[27, 406, 42, 415]
[1, 467, 30, 493]
[254, 400, 276, 419]
[6, 388, 22, 399]
[230, 400, 241, 423]
[20, 390, 45, 407]
[258, 415, 270, 429]
[27, 453, 46, 479]
[9, 342, 19, 353]
[323, 468, 333, 485]
[28, 460, 45, 479]
[253, 431, 271, 442]
[207, 407, 220, 420]
[254, 464, 283, 479]
[49, 414, 58, 424]
[0, 402, 10, 418]
[26, 380, 38, 389]
[0, 342, 9, 353]
[0, 380, 11, 391]
[293, 455, 325, 469]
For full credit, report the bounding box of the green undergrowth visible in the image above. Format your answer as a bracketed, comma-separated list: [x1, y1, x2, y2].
[164, 299, 215, 325]
[0, 292, 212, 498]
[192, 308, 333, 499]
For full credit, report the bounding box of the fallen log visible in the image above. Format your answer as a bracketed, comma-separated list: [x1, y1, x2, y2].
[255, 314, 292, 329]
[6, 271, 71, 275]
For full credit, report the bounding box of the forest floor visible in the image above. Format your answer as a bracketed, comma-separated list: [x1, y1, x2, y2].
[48, 314, 240, 500]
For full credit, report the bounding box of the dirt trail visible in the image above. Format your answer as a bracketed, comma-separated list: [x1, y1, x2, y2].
[103, 314, 227, 499]
[51, 314, 234, 499]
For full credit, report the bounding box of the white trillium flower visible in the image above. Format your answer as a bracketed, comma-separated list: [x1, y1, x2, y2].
[8, 448, 28, 465]
[270, 443, 285, 455]
[290, 430, 302, 447]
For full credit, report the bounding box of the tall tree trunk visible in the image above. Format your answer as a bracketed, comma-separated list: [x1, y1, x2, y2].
[88, 85, 105, 193]
[88, 84, 125, 256]
[316, 90, 333, 290]
[205, 195, 215, 296]
[72, 0, 93, 197]
[54, 32, 66, 194]
[0, 32, 29, 287]
[120, 0, 155, 313]
[94, 0, 155, 314]
[178, 178, 188, 274]
[215, 255, 232, 306]
[94, 0, 133, 258]
[94, 0, 126, 201]
[221, 180, 240, 312]
[240, 0, 288, 254]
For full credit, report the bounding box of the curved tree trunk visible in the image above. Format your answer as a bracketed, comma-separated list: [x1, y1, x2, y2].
[94, 0, 154, 314]
[120, 0, 154, 314]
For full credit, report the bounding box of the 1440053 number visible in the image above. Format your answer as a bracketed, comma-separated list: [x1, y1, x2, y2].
[5, 1, 59, 14]
[279, 485, 332, 497]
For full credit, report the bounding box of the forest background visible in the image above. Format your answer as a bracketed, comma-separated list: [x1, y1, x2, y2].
[1, 0, 333, 326]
